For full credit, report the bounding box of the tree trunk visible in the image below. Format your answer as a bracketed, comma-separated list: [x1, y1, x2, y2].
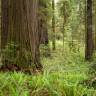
[85, 0, 93, 60]
[1, 0, 9, 49]
[1, 0, 42, 69]
[39, 20, 49, 45]
[52, 0, 56, 50]
[94, 0, 96, 50]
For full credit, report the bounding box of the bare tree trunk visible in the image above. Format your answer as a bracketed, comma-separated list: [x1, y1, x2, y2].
[94, 0, 96, 50]
[1, 0, 9, 49]
[52, 0, 56, 50]
[1, 0, 42, 69]
[38, 16, 49, 45]
[85, 0, 93, 60]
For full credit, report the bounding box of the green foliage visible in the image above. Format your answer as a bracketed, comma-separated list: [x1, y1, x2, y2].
[57, 0, 71, 18]
[88, 53, 96, 76]
[0, 72, 96, 96]
[0, 72, 29, 96]
[1, 42, 19, 65]
[39, 0, 52, 20]
[0, 0, 95, 95]
[56, 0, 85, 43]
[0, 40, 94, 96]
[15, 48, 32, 68]
[1, 42, 33, 68]
[40, 44, 51, 57]
[0, 41, 96, 96]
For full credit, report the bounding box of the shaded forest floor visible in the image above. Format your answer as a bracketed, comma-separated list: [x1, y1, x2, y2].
[0, 41, 96, 96]
[42, 41, 90, 74]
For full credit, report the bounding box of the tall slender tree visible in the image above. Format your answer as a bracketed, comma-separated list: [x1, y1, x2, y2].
[85, 0, 93, 60]
[52, 0, 56, 50]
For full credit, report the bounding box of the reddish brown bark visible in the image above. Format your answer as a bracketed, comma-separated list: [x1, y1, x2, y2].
[1, 0, 42, 69]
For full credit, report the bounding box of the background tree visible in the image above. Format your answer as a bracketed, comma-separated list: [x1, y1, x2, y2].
[38, 0, 51, 57]
[52, 0, 56, 50]
[85, 0, 93, 60]
[57, 0, 70, 50]
[93, 0, 96, 50]
[38, 0, 51, 45]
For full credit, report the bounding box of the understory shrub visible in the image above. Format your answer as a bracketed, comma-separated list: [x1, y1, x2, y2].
[0, 72, 96, 96]
[1, 42, 33, 69]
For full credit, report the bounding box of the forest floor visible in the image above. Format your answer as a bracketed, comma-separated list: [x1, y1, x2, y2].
[42, 40, 90, 74]
[0, 41, 96, 96]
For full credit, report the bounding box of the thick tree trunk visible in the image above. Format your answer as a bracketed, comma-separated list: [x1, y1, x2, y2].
[1, 0, 42, 69]
[85, 0, 93, 60]
[1, 0, 9, 49]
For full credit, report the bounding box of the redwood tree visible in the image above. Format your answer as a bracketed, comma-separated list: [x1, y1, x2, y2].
[85, 0, 93, 60]
[38, 0, 49, 45]
[1, 0, 42, 69]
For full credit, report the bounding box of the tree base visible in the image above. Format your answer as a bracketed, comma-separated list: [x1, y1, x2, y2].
[0, 64, 43, 74]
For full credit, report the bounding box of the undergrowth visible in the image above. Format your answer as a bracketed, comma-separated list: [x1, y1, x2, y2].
[0, 72, 96, 96]
[0, 41, 96, 96]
